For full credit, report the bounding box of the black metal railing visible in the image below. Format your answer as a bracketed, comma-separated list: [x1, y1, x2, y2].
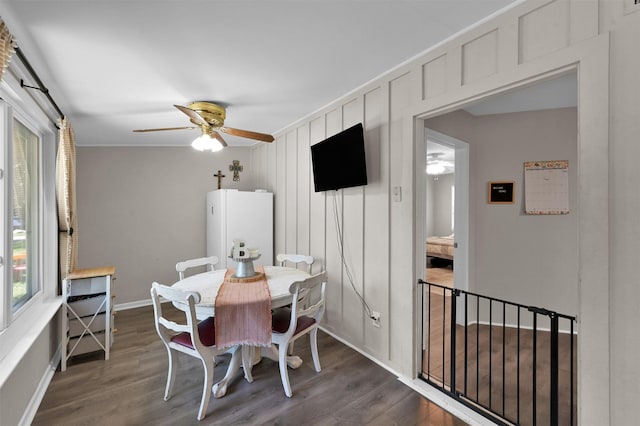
[419, 280, 577, 426]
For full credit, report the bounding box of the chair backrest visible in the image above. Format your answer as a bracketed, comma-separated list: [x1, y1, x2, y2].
[277, 253, 314, 273]
[176, 256, 219, 280]
[285, 271, 327, 334]
[150, 282, 206, 352]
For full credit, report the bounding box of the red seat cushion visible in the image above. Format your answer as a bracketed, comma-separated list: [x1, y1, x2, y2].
[170, 317, 216, 348]
[272, 308, 316, 334]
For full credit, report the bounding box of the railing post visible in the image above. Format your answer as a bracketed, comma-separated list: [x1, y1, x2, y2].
[450, 288, 460, 395]
[529, 305, 560, 426]
[550, 313, 559, 426]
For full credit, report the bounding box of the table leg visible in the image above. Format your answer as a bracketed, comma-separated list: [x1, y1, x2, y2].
[212, 344, 304, 398]
[241, 346, 255, 383]
[212, 346, 242, 398]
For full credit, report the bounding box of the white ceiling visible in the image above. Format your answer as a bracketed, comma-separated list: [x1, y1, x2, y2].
[1, 0, 517, 147]
[427, 71, 578, 174]
[463, 72, 577, 116]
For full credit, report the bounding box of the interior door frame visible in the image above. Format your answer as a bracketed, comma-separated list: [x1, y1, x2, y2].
[416, 127, 469, 292]
[409, 33, 610, 424]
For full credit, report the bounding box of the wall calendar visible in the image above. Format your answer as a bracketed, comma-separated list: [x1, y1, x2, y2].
[524, 160, 569, 215]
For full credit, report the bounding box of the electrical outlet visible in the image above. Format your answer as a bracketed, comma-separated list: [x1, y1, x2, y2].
[371, 311, 381, 328]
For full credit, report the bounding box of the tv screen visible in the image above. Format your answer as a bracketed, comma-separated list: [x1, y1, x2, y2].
[311, 123, 368, 192]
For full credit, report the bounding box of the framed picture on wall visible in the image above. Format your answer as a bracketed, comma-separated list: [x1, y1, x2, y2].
[488, 181, 515, 204]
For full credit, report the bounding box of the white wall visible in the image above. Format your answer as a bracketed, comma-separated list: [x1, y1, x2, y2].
[75, 146, 257, 306]
[426, 108, 578, 314]
[427, 173, 455, 237]
[0, 317, 58, 426]
[426, 175, 435, 237]
[251, 0, 623, 424]
[605, 4, 640, 423]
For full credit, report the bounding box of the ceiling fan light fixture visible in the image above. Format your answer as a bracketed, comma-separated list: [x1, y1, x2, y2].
[426, 163, 446, 175]
[192, 133, 223, 152]
[134, 102, 274, 144]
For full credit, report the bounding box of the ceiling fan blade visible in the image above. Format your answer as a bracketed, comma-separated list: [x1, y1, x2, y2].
[174, 104, 208, 126]
[211, 130, 228, 147]
[219, 126, 274, 142]
[133, 126, 198, 132]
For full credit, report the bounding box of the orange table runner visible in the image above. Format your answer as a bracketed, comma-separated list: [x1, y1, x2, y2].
[214, 265, 272, 348]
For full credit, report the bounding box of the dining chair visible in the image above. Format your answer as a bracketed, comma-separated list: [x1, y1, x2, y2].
[150, 282, 238, 421]
[276, 253, 315, 355]
[276, 253, 314, 273]
[270, 271, 327, 397]
[176, 255, 219, 280]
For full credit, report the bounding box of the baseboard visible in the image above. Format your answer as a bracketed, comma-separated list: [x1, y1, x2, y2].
[114, 298, 153, 311]
[19, 344, 61, 426]
[398, 377, 497, 426]
[319, 326, 403, 376]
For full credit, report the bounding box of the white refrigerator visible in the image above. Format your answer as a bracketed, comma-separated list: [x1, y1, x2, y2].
[206, 189, 273, 269]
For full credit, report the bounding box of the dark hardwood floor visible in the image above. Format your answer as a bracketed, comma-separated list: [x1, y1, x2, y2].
[33, 304, 467, 426]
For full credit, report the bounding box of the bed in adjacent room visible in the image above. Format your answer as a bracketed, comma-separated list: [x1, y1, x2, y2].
[426, 234, 455, 262]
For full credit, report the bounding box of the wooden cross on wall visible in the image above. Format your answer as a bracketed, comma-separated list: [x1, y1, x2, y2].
[229, 160, 243, 182]
[213, 170, 226, 189]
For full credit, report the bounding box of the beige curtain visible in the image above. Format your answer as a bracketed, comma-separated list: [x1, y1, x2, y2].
[56, 118, 78, 278]
[0, 18, 16, 81]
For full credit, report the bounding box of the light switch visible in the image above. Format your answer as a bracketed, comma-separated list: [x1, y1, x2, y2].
[393, 186, 402, 202]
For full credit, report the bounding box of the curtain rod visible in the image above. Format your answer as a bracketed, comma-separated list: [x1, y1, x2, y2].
[14, 46, 65, 120]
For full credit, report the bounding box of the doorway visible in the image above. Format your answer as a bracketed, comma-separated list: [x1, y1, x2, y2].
[423, 129, 469, 293]
[415, 71, 580, 425]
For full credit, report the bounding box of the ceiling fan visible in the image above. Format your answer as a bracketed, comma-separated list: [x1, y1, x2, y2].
[133, 101, 274, 151]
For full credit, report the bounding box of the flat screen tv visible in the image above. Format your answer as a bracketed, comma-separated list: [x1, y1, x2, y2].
[311, 123, 368, 192]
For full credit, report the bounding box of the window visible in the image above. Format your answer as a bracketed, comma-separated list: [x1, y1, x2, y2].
[0, 67, 59, 390]
[0, 92, 50, 332]
[11, 118, 40, 310]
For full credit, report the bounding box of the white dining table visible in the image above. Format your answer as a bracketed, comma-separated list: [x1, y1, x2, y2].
[171, 265, 311, 318]
[171, 265, 311, 397]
